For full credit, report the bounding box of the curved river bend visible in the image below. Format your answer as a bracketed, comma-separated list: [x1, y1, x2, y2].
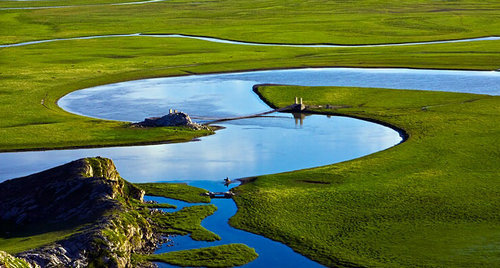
[1, 67, 500, 266]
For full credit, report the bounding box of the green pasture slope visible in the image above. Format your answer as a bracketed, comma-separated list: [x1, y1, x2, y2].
[231, 85, 500, 267]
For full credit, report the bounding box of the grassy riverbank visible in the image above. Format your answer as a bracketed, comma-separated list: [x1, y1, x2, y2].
[135, 244, 258, 267]
[230, 85, 500, 267]
[137, 183, 211, 203]
[1, 37, 499, 152]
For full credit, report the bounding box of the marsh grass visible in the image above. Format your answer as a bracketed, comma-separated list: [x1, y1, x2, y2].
[137, 183, 210, 203]
[135, 244, 258, 267]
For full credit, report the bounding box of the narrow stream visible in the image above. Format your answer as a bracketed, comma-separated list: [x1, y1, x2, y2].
[1, 33, 499, 48]
[144, 181, 325, 267]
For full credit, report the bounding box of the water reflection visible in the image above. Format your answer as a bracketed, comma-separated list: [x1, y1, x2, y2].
[292, 113, 308, 127]
[0, 114, 402, 182]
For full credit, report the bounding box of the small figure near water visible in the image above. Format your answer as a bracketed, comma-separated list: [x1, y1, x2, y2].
[224, 177, 231, 187]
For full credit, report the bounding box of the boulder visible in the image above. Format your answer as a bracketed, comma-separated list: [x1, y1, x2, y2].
[135, 112, 207, 130]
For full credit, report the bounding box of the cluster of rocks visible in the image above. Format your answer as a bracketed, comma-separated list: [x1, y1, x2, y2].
[133, 111, 208, 130]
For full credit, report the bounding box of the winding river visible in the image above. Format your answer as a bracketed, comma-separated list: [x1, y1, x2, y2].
[1, 33, 499, 48]
[144, 181, 330, 268]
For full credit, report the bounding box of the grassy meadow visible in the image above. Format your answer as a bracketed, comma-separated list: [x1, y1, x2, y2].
[135, 244, 258, 267]
[137, 183, 211, 203]
[230, 85, 500, 267]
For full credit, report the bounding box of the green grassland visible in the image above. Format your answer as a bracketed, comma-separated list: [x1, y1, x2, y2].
[137, 183, 211, 203]
[230, 85, 500, 267]
[136, 180, 219, 240]
[135, 244, 258, 267]
[1, 0, 500, 45]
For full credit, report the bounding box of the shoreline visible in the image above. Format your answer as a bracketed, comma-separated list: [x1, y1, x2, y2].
[252, 84, 410, 143]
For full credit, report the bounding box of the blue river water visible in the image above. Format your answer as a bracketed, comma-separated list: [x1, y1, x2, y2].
[59, 68, 500, 123]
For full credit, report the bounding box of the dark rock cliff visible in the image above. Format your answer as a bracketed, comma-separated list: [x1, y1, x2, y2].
[0, 157, 156, 268]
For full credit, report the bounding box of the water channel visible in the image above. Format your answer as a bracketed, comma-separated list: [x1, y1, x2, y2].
[1, 67, 500, 266]
[144, 180, 329, 268]
[1, 33, 499, 48]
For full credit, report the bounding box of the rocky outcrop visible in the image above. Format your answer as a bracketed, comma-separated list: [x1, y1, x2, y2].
[0, 157, 156, 268]
[134, 112, 208, 130]
[0, 158, 122, 226]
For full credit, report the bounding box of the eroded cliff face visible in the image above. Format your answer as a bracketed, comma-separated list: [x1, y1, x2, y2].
[0, 157, 156, 268]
